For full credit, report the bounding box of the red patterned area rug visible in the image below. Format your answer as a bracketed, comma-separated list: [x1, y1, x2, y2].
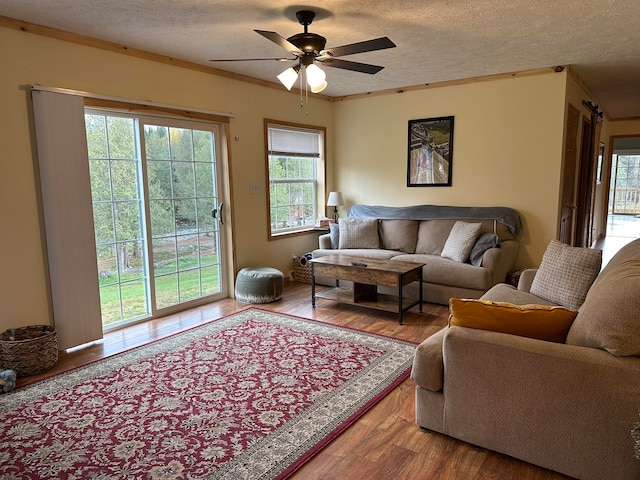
[0, 308, 416, 480]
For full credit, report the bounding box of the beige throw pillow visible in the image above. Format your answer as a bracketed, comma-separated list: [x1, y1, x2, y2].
[338, 218, 380, 249]
[440, 221, 482, 263]
[530, 240, 602, 311]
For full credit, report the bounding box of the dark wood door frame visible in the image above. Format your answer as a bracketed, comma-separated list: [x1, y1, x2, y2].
[560, 104, 580, 245]
[575, 117, 595, 246]
[569, 101, 603, 247]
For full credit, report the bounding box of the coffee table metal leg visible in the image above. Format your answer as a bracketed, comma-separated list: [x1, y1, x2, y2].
[419, 268, 423, 313]
[398, 277, 403, 325]
[311, 264, 316, 308]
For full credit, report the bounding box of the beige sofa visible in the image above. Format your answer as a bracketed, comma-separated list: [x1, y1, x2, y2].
[411, 238, 640, 480]
[312, 204, 521, 305]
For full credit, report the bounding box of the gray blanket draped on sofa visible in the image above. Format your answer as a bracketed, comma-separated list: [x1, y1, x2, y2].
[347, 204, 522, 236]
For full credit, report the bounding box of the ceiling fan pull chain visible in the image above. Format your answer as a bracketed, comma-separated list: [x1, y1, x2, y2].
[304, 69, 310, 115]
[299, 69, 304, 109]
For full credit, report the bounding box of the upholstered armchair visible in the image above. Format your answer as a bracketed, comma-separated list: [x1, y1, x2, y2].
[411, 239, 640, 480]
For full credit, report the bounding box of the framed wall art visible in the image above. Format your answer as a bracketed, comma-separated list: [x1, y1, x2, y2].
[407, 116, 454, 187]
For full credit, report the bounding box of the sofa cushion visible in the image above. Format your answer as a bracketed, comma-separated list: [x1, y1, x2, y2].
[441, 221, 482, 263]
[338, 218, 380, 249]
[481, 283, 557, 306]
[566, 238, 640, 356]
[449, 298, 577, 343]
[379, 219, 419, 253]
[410, 328, 446, 392]
[393, 253, 491, 290]
[415, 219, 456, 255]
[530, 240, 602, 311]
[470, 232, 500, 267]
[414, 219, 514, 257]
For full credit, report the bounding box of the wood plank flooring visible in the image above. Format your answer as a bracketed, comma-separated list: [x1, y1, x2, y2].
[16, 281, 573, 480]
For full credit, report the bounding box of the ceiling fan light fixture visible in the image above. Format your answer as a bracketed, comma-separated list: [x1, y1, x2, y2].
[305, 63, 326, 89]
[277, 65, 300, 90]
[310, 81, 328, 93]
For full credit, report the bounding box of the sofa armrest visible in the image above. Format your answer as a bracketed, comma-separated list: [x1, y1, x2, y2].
[411, 327, 446, 392]
[517, 268, 538, 292]
[442, 326, 640, 480]
[481, 239, 519, 285]
[318, 233, 332, 249]
[445, 325, 640, 377]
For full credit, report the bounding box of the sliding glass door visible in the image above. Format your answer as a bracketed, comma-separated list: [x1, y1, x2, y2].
[85, 111, 227, 330]
[145, 122, 222, 309]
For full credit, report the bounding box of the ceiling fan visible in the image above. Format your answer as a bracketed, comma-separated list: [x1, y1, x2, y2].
[210, 10, 396, 93]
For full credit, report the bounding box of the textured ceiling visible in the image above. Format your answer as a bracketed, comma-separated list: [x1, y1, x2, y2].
[2, 0, 640, 119]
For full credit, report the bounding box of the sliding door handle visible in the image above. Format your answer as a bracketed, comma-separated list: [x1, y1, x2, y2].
[211, 204, 224, 225]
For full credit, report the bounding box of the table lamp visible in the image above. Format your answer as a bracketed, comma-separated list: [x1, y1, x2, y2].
[326, 191, 344, 223]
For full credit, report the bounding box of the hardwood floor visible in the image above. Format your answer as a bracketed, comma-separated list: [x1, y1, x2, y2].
[17, 281, 572, 480]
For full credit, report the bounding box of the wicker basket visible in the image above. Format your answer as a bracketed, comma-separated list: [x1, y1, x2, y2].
[0, 325, 58, 376]
[294, 262, 312, 284]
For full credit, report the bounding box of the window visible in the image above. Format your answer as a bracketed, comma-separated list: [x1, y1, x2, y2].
[265, 120, 326, 238]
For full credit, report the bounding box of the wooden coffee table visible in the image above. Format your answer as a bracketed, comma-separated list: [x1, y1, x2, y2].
[310, 254, 424, 324]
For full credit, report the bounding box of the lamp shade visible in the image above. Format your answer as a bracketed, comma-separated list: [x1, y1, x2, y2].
[326, 191, 344, 207]
[277, 66, 299, 91]
[305, 63, 326, 89]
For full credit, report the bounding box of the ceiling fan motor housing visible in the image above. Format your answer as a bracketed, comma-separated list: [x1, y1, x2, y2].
[287, 33, 327, 54]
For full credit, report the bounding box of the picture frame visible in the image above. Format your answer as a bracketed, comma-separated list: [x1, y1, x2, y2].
[407, 116, 454, 187]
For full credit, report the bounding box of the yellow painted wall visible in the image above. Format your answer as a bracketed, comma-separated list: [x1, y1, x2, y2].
[606, 119, 640, 136]
[0, 23, 590, 334]
[333, 72, 568, 268]
[0, 26, 332, 331]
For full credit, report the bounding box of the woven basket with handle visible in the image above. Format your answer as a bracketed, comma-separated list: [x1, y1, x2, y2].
[0, 325, 58, 376]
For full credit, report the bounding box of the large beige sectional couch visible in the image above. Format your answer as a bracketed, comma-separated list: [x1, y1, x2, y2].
[312, 204, 521, 305]
[412, 238, 640, 480]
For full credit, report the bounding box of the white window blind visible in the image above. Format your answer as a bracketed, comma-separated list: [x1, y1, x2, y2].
[268, 126, 321, 158]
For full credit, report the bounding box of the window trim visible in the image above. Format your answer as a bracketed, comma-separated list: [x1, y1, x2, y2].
[264, 118, 326, 240]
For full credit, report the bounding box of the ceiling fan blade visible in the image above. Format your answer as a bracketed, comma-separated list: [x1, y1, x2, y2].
[322, 37, 396, 58]
[254, 30, 303, 56]
[320, 58, 385, 74]
[209, 57, 294, 62]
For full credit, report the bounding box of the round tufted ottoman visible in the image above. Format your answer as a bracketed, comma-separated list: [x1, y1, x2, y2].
[235, 267, 284, 304]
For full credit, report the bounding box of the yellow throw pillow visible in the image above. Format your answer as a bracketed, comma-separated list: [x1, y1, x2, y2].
[448, 298, 578, 343]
